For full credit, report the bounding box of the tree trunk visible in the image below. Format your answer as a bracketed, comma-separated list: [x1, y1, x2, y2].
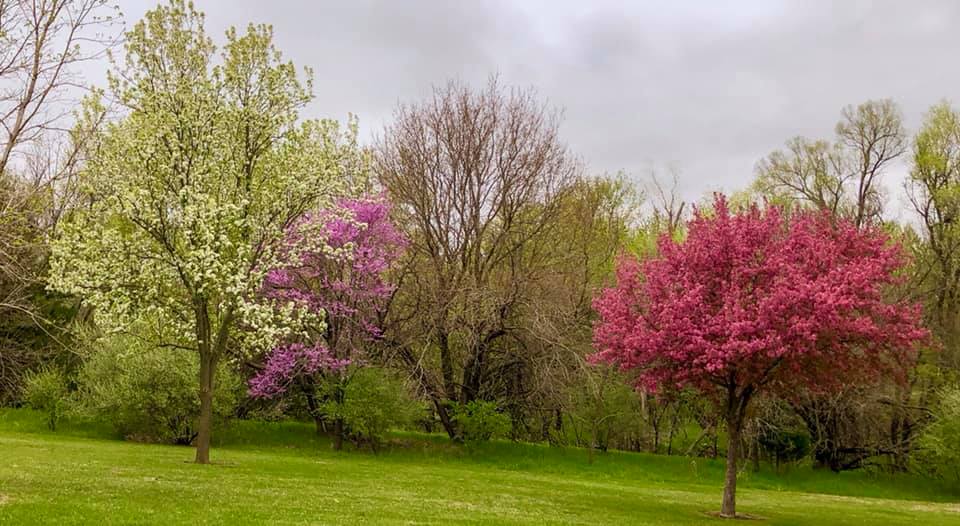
[438, 333, 457, 401]
[331, 379, 346, 450]
[721, 415, 741, 518]
[433, 397, 458, 440]
[303, 389, 324, 435]
[195, 351, 216, 464]
[721, 382, 753, 519]
[333, 418, 344, 451]
[461, 344, 487, 404]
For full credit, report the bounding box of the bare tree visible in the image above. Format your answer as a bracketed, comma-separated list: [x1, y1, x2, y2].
[0, 0, 119, 176]
[646, 166, 686, 236]
[375, 77, 580, 438]
[0, 0, 117, 400]
[755, 99, 906, 227]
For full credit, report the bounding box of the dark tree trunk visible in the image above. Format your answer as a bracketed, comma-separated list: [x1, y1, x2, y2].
[720, 383, 753, 519]
[667, 404, 681, 455]
[314, 415, 325, 435]
[332, 380, 346, 450]
[462, 345, 487, 404]
[395, 345, 459, 440]
[304, 390, 324, 435]
[438, 333, 457, 401]
[195, 350, 216, 464]
[433, 397, 458, 440]
[192, 302, 232, 465]
[333, 418, 344, 451]
[721, 414, 741, 518]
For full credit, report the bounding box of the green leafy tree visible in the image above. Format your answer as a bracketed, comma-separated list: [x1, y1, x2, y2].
[49, 1, 356, 463]
[918, 385, 960, 486]
[909, 102, 960, 370]
[755, 99, 906, 228]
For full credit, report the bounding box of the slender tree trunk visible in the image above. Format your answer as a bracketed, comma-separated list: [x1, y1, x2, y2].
[721, 382, 753, 519]
[667, 404, 681, 455]
[438, 333, 457, 401]
[721, 415, 741, 518]
[195, 350, 216, 464]
[331, 379, 346, 450]
[303, 389, 324, 435]
[433, 397, 458, 440]
[333, 418, 344, 451]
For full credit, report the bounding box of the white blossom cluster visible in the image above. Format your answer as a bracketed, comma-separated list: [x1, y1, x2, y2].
[48, 9, 365, 360]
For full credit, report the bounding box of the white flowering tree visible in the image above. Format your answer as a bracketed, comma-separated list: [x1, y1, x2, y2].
[49, 1, 357, 463]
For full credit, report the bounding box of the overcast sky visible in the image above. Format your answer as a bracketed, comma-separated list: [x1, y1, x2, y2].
[102, 0, 960, 222]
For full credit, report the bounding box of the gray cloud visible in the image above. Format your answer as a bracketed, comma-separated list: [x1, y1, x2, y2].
[106, 0, 960, 220]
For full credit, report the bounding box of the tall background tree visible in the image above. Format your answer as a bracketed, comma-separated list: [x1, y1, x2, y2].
[0, 0, 117, 401]
[909, 101, 960, 372]
[48, 0, 357, 463]
[375, 78, 581, 439]
[755, 99, 906, 227]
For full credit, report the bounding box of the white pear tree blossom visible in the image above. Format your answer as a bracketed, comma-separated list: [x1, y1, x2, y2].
[48, 0, 360, 463]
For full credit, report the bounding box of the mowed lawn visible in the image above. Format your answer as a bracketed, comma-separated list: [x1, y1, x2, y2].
[0, 411, 957, 525]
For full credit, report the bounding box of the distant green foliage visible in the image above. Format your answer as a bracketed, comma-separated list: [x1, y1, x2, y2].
[22, 367, 68, 430]
[75, 335, 240, 444]
[562, 368, 643, 452]
[919, 386, 960, 486]
[455, 401, 511, 443]
[759, 428, 811, 470]
[321, 367, 421, 450]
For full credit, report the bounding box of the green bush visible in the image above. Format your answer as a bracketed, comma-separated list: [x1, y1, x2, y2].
[75, 335, 240, 445]
[918, 385, 960, 486]
[22, 367, 69, 430]
[320, 367, 421, 450]
[455, 400, 511, 442]
[560, 366, 645, 452]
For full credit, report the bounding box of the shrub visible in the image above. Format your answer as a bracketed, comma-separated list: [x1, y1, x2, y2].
[75, 335, 240, 444]
[22, 367, 69, 430]
[320, 367, 421, 450]
[918, 386, 960, 486]
[562, 368, 644, 452]
[455, 400, 511, 442]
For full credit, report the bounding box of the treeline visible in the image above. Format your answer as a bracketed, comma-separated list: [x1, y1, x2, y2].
[1, 0, 958, 490]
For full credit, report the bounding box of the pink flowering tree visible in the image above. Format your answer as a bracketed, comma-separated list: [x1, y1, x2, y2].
[249, 195, 406, 449]
[592, 194, 927, 518]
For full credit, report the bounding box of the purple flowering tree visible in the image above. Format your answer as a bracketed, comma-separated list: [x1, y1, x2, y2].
[249, 195, 406, 449]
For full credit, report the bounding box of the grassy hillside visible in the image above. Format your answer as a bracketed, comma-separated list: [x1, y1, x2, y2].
[0, 409, 957, 525]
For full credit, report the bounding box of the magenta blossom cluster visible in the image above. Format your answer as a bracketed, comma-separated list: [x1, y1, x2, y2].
[248, 342, 350, 398]
[249, 195, 406, 398]
[592, 194, 927, 398]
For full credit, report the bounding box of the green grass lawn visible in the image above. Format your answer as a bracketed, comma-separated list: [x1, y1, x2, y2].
[0, 409, 957, 525]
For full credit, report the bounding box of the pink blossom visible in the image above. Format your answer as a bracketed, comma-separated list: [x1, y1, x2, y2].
[249, 195, 406, 398]
[592, 194, 928, 399]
